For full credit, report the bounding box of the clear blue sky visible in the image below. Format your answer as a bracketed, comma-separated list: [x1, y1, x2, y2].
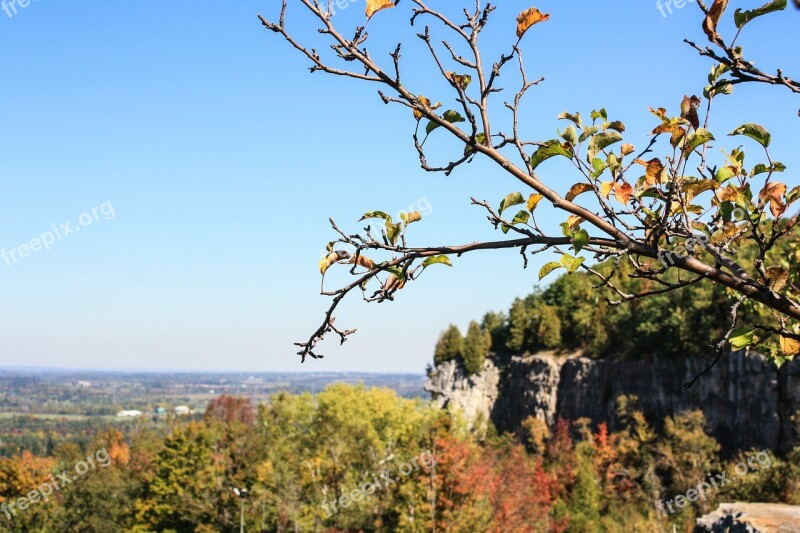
[0, 1, 797, 372]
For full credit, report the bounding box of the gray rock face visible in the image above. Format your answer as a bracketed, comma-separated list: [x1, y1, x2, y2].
[425, 352, 800, 452]
[695, 503, 800, 532]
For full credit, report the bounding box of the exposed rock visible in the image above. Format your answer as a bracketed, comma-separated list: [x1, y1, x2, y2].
[426, 351, 800, 452]
[426, 358, 500, 424]
[695, 503, 800, 532]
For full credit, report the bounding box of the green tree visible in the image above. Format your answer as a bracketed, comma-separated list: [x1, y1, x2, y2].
[434, 324, 464, 366]
[506, 298, 531, 353]
[462, 321, 489, 375]
[531, 303, 562, 350]
[480, 311, 507, 351]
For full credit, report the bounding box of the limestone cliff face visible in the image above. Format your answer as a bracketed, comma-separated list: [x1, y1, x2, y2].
[425, 352, 800, 453]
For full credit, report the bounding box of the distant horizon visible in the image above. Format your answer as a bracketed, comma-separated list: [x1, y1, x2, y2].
[0, 365, 426, 376]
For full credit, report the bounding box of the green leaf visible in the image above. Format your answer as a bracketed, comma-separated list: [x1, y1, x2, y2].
[557, 111, 582, 128]
[538, 261, 563, 280]
[385, 265, 406, 280]
[572, 228, 590, 253]
[579, 126, 599, 143]
[751, 162, 786, 177]
[422, 255, 453, 269]
[715, 166, 738, 184]
[426, 110, 466, 134]
[530, 141, 573, 170]
[729, 123, 771, 148]
[587, 132, 623, 161]
[360, 211, 392, 222]
[729, 328, 756, 350]
[559, 253, 585, 273]
[734, 0, 787, 29]
[464, 132, 488, 155]
[386, 221, 402, 245]
[499, 192, 525, 215]
[684, 128, 715, 154]
[787, 185, 800, 204]
[502, 210, 531, 234]
[559, 125, 578, 145]
[590, 108, 608, 122]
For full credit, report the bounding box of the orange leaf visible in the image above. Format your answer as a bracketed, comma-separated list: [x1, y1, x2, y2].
[516, 7, 550, 39]
[613, 181, 633, 205]
[366, 0, 395, 19]
[759, 182, 787, 218]
[565, 183, 593, 202]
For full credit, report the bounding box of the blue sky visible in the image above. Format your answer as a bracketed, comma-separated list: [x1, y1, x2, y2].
[0, 1, 797, 372]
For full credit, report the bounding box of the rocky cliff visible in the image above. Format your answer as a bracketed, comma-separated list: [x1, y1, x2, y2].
[426, 351, 800, 453]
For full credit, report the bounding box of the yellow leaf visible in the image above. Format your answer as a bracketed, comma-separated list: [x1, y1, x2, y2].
[565, 183, 593, 202]
[516, 7, 550, 39]
[527, 193, 544, 211]
[600, 181, 614, 199]
[320, 250, 350, 275]
[715, 186, 738, 203]
[566, 215, 584, 229]
[366, 0, 395, 19]
[780, 335, 800, 356]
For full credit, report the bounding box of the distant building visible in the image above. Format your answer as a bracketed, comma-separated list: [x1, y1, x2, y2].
[76, 381, 92, 388]
[116, 410, 143, 418]
[174, 405, 192, 415]
[154, 407, 167, 415]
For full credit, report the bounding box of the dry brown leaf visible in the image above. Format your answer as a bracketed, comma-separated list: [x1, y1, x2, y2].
[759, 182, 787, 218]
[680, 95, 701, 130]
[349, 255, 376, 270]
[366, 0, 395, 19]
[703, 0, 729, 44]
[565, 183, 594, 202]
[516, 7, 550, 39]
[620, 143, 635, 156]
[636, 158, 665, 186]
[715, 186, 738, 203]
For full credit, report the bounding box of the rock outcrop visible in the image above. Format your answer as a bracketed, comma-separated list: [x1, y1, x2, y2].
[695, 503, 800, 532]
[426, 351, 800, 452]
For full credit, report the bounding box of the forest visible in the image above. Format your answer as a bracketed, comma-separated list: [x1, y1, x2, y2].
[0, 386, 798, 532]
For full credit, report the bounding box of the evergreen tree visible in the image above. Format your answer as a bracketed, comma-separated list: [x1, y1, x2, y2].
[463, 321, 488, 375]
[434, 324, 464, 366]
[506, 298, 530, 352]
